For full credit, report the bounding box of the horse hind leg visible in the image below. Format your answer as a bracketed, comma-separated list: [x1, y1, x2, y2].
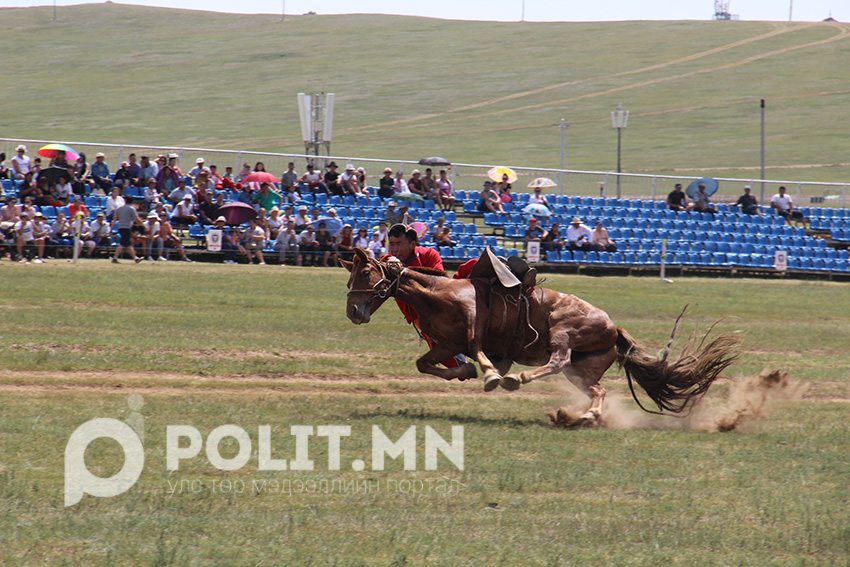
[549, 347, 616, 427]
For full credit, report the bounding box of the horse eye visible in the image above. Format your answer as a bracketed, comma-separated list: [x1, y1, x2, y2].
[360, 269, 370, 279]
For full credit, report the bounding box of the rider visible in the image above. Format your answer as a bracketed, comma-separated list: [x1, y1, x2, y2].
[384, 223, 464, 368]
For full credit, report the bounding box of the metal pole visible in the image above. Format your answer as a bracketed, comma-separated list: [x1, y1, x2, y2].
[616, 127, 622, 199]
[559, 118, 566, 197]
[760, 99, 766, 203]
[521, 0, 525, 21]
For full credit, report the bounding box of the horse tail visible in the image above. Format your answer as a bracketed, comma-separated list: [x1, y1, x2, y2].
[615, 311, 740, 415]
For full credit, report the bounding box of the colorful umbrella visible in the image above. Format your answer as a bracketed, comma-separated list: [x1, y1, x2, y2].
[527, 177, 557, 189]
[242, 171, 279, 184]
[686, 177, 719, 199]
[488, 166, 517, 184]
[37, 143, 80, 162]
[217, 202, 258, 225]
[410, 222, 429, 240]
[523, 203, 551, 217]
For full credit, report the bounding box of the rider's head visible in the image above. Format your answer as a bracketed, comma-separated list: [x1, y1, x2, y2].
[387, 223, 417, 261]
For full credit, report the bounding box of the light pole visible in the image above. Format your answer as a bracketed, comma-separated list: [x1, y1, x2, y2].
[611, 102, 629, 198]
[760, 99, 766, 203]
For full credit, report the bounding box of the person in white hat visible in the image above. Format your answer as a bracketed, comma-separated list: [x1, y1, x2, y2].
[171, 194, 198, 225]
[188, 157, 210, 180]
[14, 210, 37, 263]
[566, 217, 593, 251]
[407, 169, 426, 198]
[91, 152, 111, 193]
[11, 145, 31, 180]
[340, 163, 368, 197]
[143, 212, 165, 261]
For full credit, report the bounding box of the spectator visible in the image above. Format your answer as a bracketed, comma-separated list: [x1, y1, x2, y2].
[267, 207, 284, 240]
[692, 183, 717, 214]
[431, 216, 446, 242]
[273, 219, 300, 266]
[298, 163, 325, 193]
[145, 178, 164, 210]
[376, 221, 389, 249]
[30, 212, 49, 263]
[68, 196, 88, 219]
[90, 153, 111, 193]
[336, 224, 355, 262]
[14, 211, 38, 263]
[17, 172, 36, 201]
[541, 222, 565, 255]
[436, 226, 456, 248]
[528, 187, 549, 207]
[112, 197, 143, 263]
[295, 205, 310, 230]
[143, 212, 165, 261]
[393, 171, 409, 195]
[236, 162, 252, 182]
[280, 162, 299, 202]
[73, 153, 91, 194]
[127, 153, 143, 186]
[171, 194, 198, 225]
[383, 201, 402, 226]
[592, 221, 617, 252]
[11, 145, 30, 180]
[156, 161, 181, 196]
[188, 157, 209, 180]
[256, 208, 271, 241]
[377, 168, 395, 198]
[525, 217, 545, 243]
[167, 154, 183, 178]
[341, 164, 365, 197]
[770, 186, 804, 223]
[253, 182, 281, 211]
[495, 174, 513, 203]
[243, 218, 266, 265]
[310, 207, 322, 224]
[194, 171, 215, 197]
[234, 184, 254, 206]
[209, 216, 236, 264]
[324, 162, 343, 196]
[1, 197, 19, 237]
[667, 183, 690, 211]
[55, 175, 74, 205]
[422, 168, 438, 201]
[90, 212, 113, 249]
[208, 165, 223, 189]
[367, 231, 385, 259]
[253, 161, 267, 173]
[159, 208, 192, 262]
[0, 152, 7, 180]
[478, 181, 504, 214]
[65, 211, 97, 258]
[113, 162, 133, 189]
[566, 217, 593, 251]
[407, 169, 427, 198]
[316, 221, 337, 267]
[735, 185, 761, 216]
[105, 186, 126, 222]
[356, 167, 367, 192]
[353, 226, 370, 251]
[167, 179, 195, 205]
[223, 166, 236, 183]
[298, 225, 319, 266]
[399, 204, 415, 225]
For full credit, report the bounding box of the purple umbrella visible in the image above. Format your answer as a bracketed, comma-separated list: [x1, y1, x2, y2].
[218, 202, 257, 225]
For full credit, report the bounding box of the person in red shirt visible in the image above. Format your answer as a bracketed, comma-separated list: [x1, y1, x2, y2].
[68, 196, 89, 219]
[384, 223, 463, 368]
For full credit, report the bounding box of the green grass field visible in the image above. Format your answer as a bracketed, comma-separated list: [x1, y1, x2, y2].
[2, 6, 850, 183]
[0, 261, 848, 566]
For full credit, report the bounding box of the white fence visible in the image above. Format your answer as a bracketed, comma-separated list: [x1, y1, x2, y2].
[3, 137, 847, 208]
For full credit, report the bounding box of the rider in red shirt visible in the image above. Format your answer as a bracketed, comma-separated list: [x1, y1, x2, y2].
[384, 223, 462, 368]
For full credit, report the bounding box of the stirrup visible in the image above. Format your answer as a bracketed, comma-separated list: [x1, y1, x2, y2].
[522, 267, 537, 288]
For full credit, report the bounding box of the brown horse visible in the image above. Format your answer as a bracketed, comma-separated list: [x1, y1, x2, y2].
[342, 249, 739, 425]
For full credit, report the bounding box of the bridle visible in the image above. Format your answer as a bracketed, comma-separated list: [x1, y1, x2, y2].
[347, 258, 406, 300]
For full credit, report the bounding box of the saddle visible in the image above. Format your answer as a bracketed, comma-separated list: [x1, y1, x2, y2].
[468, 248, 537, 359]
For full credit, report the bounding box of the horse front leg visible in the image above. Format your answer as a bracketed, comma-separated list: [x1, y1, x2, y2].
[415, 342, 477, 382]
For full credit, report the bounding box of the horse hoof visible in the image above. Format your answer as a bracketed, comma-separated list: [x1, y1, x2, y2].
[483, 374, 501, 392]
[577, 410, 601, 428]
[500, 374, 522, 391]
[460, 362, 478, 381]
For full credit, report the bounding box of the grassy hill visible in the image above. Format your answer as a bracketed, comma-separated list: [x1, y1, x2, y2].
[2, 4, 850, 182]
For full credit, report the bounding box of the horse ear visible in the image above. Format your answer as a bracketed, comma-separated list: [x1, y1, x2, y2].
[339, 258, 354, 272]
[354, 248, 369, 263]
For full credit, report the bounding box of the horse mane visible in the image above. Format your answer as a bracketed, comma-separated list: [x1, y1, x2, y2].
[408, 266, 447, 278]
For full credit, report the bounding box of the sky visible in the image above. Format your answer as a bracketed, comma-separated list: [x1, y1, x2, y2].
[2, 0, 846, 22]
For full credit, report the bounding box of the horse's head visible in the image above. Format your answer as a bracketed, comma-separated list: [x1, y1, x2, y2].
[340, 248, 399, 325]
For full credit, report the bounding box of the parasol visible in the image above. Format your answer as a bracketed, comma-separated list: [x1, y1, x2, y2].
[522, 203, 551, 217]
[527, 177, 557, 189]
[488, 166, 518, 184]
[37, 143, 80, 162]
[418, 157, 452, 166]
[217, 202, 258, 225]
[242, 171, 279, 184]
[686, 177, 719, 199]
[310, 217, 343, 236]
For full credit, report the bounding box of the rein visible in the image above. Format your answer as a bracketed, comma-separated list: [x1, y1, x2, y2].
[348, 259, 406, 300]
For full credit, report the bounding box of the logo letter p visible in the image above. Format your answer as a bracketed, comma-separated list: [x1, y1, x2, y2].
[64, 418, 144, 507]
